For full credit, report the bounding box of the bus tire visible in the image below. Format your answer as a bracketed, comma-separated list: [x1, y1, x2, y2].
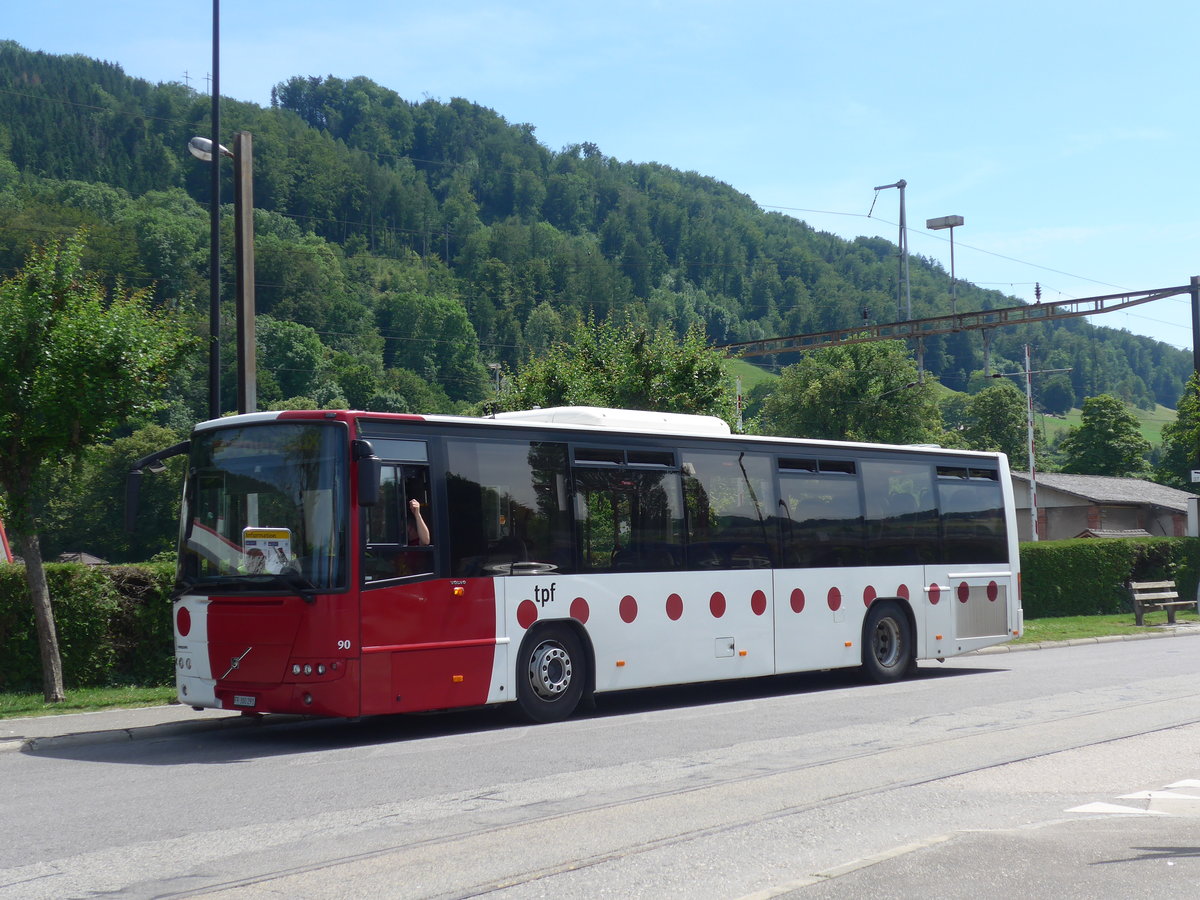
[516, 624, 587, 723]
[861, 601, 913, 683]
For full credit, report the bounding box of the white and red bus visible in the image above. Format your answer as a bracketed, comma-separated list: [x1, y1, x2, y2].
[0, 517, 12, 564]
[143, 406, 1022, 723]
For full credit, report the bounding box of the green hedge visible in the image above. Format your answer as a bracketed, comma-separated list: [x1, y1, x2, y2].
[1019, 537, 1200, 619]
[1, 540, 1197, 690]
[0, 562, 174, 692]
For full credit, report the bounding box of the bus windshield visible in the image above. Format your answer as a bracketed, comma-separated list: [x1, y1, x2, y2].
[179, 421, 348, 593]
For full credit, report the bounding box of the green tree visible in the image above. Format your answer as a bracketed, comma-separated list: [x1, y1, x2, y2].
[377, 290, 490, 402]
[755, 341, 942, 444]
[0, 234, 192, 701]
[1155, 373, 1200, 489]
[963, 381, 1032, 465]
[42, 424, 186, 562]
[1040, 374, 1075, 416]
[499, 317, 736, 422]
[1060, 394, 1151, 476]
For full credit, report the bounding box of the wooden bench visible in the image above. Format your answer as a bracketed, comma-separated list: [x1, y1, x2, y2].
[1128, 580, 1193, 626]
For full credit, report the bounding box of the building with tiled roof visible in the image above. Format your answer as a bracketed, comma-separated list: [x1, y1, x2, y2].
[1010, 472, 1198, 541]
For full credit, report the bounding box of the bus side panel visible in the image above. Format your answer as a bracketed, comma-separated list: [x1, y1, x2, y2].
[359, 578, 499, 715]
[772, 567, 924, 674]
[175, 595, 218, 709]
[507, 571, 775, 693]
[922, 563, 1018, 657]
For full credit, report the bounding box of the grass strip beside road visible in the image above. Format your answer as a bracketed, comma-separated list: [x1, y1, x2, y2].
[0, 685, 176, 719]
[1, 611, 1195, 719]
[1015, 609, 1198, 644]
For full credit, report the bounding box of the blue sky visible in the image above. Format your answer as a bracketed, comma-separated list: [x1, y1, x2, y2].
[8, 1, 1199, 352]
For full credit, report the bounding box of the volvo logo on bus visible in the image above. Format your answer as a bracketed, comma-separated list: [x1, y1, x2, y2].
[222, 647, 253, 680]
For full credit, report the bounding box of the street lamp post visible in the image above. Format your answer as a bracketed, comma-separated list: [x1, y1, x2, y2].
[206, 0, 220, 420]
[873, 180, 911, 321]
[189, 133, 257, 415]
[926, 215, 964, 315]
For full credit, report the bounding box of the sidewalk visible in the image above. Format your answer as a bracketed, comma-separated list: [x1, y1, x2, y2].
[0, 702, 259, 753]
[4, 624, 1198, 754]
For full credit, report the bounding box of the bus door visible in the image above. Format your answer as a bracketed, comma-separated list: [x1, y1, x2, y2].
[925, 465, 1013, 658]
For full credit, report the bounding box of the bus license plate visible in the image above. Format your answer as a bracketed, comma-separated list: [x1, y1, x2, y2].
[233, 694, 256, 708]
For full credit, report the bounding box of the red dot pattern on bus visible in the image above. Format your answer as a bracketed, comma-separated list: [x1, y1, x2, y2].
[512, 579, 996, 629]
[571, 596, 590, 623]
[666, 593, 684, 621]
[790, 588, 805, 613]
[619, 595, 638, 623]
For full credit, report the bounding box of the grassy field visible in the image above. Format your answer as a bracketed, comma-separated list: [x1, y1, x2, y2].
[1040, 403, 1175, 446]
[726, 357, 778, 393]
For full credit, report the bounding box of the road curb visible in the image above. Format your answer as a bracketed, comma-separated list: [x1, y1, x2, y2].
[0, 711, 271, 755]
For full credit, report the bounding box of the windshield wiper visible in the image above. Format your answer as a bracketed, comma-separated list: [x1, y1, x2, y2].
[172, 572, 318, 603]
[171, 575, 200, 602]
[257, 571, 319, 604]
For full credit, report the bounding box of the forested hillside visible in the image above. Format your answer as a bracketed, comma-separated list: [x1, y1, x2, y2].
[0, 40, 1191, 426]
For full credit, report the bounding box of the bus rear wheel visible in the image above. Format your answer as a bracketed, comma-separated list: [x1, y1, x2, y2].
[516, 625, 587, 723]
[862, 602, 914, 683]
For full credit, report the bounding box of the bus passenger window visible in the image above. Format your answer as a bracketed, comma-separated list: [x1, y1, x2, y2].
[445, 440, 571, 577]
[364, 464, 434, 581]
[682, 450, 776, 570]
[573, 467, 684, 573]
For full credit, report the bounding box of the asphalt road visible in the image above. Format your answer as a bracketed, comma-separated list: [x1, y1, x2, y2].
[3, 634, 1200, 898]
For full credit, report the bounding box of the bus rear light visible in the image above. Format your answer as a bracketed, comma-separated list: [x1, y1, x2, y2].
[302, 693, 313, 705]
[292, 664, 301, 675]
[615, 660, 626, 667]
[738, 650, 748, 657]
[318, 664, 327, 675]
[453, 586, 465, 597]
[844, 641, 853, 647]
[452, 674, 464, 683]
[303, 664, 313, 676]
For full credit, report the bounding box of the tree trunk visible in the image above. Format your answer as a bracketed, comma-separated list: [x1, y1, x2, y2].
[15, 532, 65, 703]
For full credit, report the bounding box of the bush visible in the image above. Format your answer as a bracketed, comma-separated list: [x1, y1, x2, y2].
[1020, 537, 1200, 618]
[0, 540, 1197, 690]
[0, 562, 175, 691]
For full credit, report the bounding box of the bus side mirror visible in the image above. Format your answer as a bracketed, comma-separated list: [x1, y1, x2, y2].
[353, 440, 381, 507]
[125, 469, 143, 533]
[125, 440, 190, 533]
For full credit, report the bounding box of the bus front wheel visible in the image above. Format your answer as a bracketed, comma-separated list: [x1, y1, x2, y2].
[516, 625, 587, 723]
[862, 602, 914, 683]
